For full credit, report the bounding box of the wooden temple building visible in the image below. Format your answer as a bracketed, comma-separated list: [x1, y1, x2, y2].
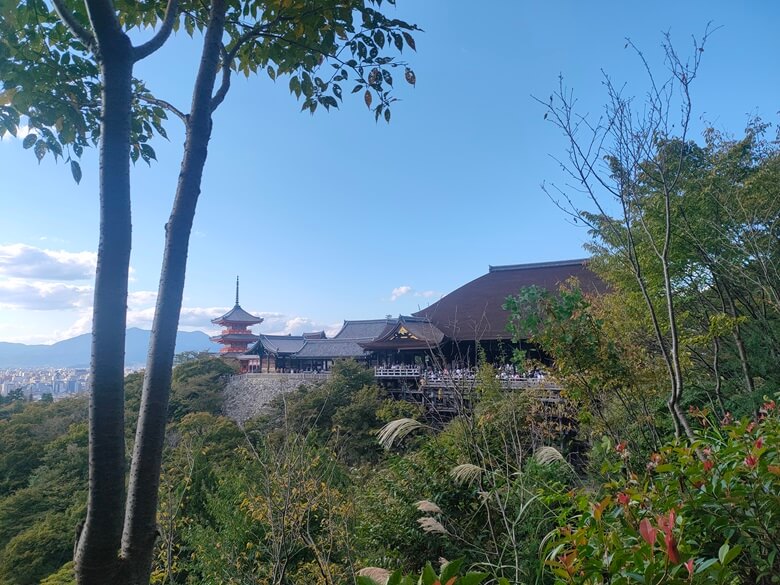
[227, 259, 603, 377]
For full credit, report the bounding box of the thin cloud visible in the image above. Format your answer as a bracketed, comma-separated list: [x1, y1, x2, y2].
[127, 305, 229, 330]
[0, 243, 96, 281]
[390, 285, 412, 301]
[0, 279, 92, 311]
[261, 314, 342, 337]
[414, 290, 440, 299]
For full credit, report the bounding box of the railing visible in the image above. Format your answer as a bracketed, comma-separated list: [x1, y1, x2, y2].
[374, 366, 421, 378]
[422, 376, 561, 391]
[232, 372, 331, 382]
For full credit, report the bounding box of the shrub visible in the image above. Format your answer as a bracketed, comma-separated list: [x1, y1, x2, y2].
[543, 398, 780, 584]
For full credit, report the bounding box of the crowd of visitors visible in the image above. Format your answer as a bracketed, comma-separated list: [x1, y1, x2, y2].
[375, 363, 549, 383]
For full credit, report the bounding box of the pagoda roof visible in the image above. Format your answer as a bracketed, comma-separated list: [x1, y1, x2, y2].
[210, 332, 260, 343]
[413, 259, 604, 341]
[292, 339, 369, 359]
[211, 304, 263, 325]
[360, 316, 445, 350]
[332, 318, 396, 340]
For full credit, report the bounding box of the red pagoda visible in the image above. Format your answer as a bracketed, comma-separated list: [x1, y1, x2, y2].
[210, 277, 263, 355]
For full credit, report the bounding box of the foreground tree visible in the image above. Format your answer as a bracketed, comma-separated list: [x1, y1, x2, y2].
[1, 1, 418, 583]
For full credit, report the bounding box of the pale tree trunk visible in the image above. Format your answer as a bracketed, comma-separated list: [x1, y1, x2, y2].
[120, 1, 226, 582]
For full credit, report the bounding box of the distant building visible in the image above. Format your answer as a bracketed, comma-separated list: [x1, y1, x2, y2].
[240, 319, 395, 373]
[236, 259, 603, 373]
[210, 277, 263, 355]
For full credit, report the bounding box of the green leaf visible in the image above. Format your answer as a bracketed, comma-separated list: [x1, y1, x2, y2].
[440, 558, 464, 583]
[267, 66, 276, 81]
[387, 569, 404, 585]
[301, 73, 313, 97]
[718, 543, 729, 565]
[70, 159, 82, 184]
[420, 563, 437, 585]
[22, 133, 37, 149]
[723, 544, 742, 566]
[34, 140, 47, 162]
[695, 558, 719, 574]
[384, 108, 391, 123]
[289, 76, 301, 98]
[458, 573, 489, 585]
[140, 143, 156, 162]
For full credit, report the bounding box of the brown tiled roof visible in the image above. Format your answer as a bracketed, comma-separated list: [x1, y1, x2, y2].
[413, 259, 604, 341]
[211, 304, 263, 325]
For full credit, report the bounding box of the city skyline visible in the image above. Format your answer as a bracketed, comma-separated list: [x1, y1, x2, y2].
[2, 1, 778, 344]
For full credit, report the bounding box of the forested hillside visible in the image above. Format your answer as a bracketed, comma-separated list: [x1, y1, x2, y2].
[2, 337, 778, 584]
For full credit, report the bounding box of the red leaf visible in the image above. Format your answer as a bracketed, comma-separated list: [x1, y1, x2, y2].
[665, 533, 680, 564]
[639, 518, 657, 547]
[364, 90, 372, 109]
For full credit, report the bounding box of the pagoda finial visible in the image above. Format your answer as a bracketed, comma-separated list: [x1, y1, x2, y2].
[235, 275, 240, 306]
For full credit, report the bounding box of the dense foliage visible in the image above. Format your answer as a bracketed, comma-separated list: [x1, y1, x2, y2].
[544, 400, 780, 584]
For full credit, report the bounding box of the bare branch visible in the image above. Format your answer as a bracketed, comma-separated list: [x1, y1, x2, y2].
[138, 94, 188, 124]
[210, 45, 231, 112]
[133, 0, 179, 62]
[51, 0, 95, 49]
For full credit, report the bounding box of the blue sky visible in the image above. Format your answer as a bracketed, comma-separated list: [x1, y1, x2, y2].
[1, 0, 778, 344]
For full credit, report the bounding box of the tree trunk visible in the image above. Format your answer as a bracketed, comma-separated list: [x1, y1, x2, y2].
[74, 16, 134, 585]
[120, 1, 226, 581]
[722, 283, 755, 396]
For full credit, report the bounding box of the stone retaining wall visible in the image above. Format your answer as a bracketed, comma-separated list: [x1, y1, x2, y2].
[223, 373, 329, 424]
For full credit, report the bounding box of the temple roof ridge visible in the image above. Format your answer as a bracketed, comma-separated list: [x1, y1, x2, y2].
[488, 258, 589, 273]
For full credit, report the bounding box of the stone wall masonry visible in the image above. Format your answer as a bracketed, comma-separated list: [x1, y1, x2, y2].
[223, 373, 330, 424]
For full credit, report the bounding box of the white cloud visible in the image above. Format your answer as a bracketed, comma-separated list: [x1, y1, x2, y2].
[0, 279, 92, 310]
[58, 311, 93, 339]
[414, 290, 440, 299]
[0, 243, 97, 280]
[390, 285, 412, 301]
[126, 305, 228, 331]
[258, 313, 341, 337]
[128, 290, 158, 309]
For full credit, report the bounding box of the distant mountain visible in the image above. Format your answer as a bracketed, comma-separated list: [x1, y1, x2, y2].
[0, 328, 220, 368]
